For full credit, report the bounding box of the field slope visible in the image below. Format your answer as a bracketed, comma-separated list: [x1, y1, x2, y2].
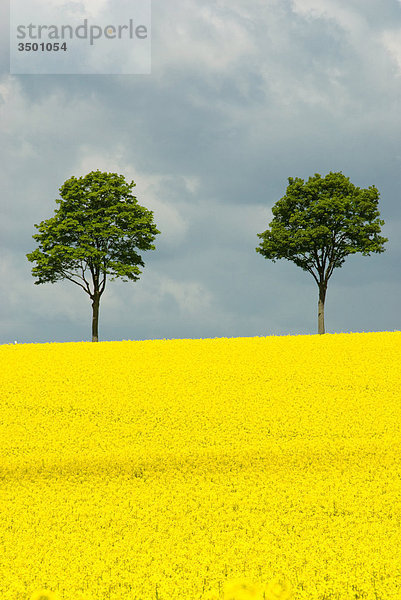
[0, 332, 400, 600]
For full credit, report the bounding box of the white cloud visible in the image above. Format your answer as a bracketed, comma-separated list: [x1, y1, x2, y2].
[291, 0, 364, 31]
[0, 252, 87, 325]
[101, 269, 214, 323]
[68, 0, 111, 19]
[73, 149, 191, 248]
[134, 176, 190, 247]
[291, 0, 401, 76]
[0, 76, 102, 143]
[160, 277, 213, 314]
[183, 176, 200, 195]
[13, 0, 113, 20]
[381, 29, 401, 74]
[154, 0, 256, 73]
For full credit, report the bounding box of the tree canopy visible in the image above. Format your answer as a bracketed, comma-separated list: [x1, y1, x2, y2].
[256, 171, 387, 333]
[27, 170, 160, 341]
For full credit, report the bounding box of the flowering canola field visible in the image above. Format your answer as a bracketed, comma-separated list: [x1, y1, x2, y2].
[0, 332, 400, 600]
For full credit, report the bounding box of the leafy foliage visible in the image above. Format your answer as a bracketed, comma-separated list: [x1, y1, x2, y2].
[256, 172, 387, 287]
[27, 170, 160, 297]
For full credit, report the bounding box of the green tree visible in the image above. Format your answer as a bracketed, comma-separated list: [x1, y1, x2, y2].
[27, 170, 160, 342]
[256, 171, 387, 334]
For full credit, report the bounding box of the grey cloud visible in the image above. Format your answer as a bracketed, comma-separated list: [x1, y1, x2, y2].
[0, 0, 400, 343]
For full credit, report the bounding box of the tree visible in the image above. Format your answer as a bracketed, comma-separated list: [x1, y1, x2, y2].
[256, 171, 387, 334]
[27, 170, 160, 342]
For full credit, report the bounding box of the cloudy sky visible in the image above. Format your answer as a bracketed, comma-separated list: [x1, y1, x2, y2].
[1, 0, 401, 344]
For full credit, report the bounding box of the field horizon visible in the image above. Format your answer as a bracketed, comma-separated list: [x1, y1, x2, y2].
[3, 328, 401, 347]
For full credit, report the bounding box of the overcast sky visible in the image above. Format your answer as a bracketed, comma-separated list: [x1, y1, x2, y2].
[1, 0, 401, 344]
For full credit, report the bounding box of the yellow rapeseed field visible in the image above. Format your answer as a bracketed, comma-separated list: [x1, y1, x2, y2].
[0, 332, 400, 600]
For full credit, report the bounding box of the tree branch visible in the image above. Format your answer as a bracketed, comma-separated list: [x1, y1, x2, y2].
[311, 246, 321, 272]
[99, 270, 107, 295]
[79, 261, 92, 294]
[321, 246, 328, 274]
[301, 262, 319, 286]
[63, 271, 92, 295]
[87, 261, 99, 294]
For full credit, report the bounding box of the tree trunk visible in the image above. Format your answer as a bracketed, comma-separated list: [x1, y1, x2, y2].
[318, 284, 326, 335]
[91, 292, 100, 342]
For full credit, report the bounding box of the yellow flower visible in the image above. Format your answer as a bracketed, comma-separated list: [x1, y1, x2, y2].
[1, 331, 399, 600]
[202, 589, 221, 600]
[30, 591, 60, 600]
[223, 578, 263, 600]
[264, 577, 293, 600]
